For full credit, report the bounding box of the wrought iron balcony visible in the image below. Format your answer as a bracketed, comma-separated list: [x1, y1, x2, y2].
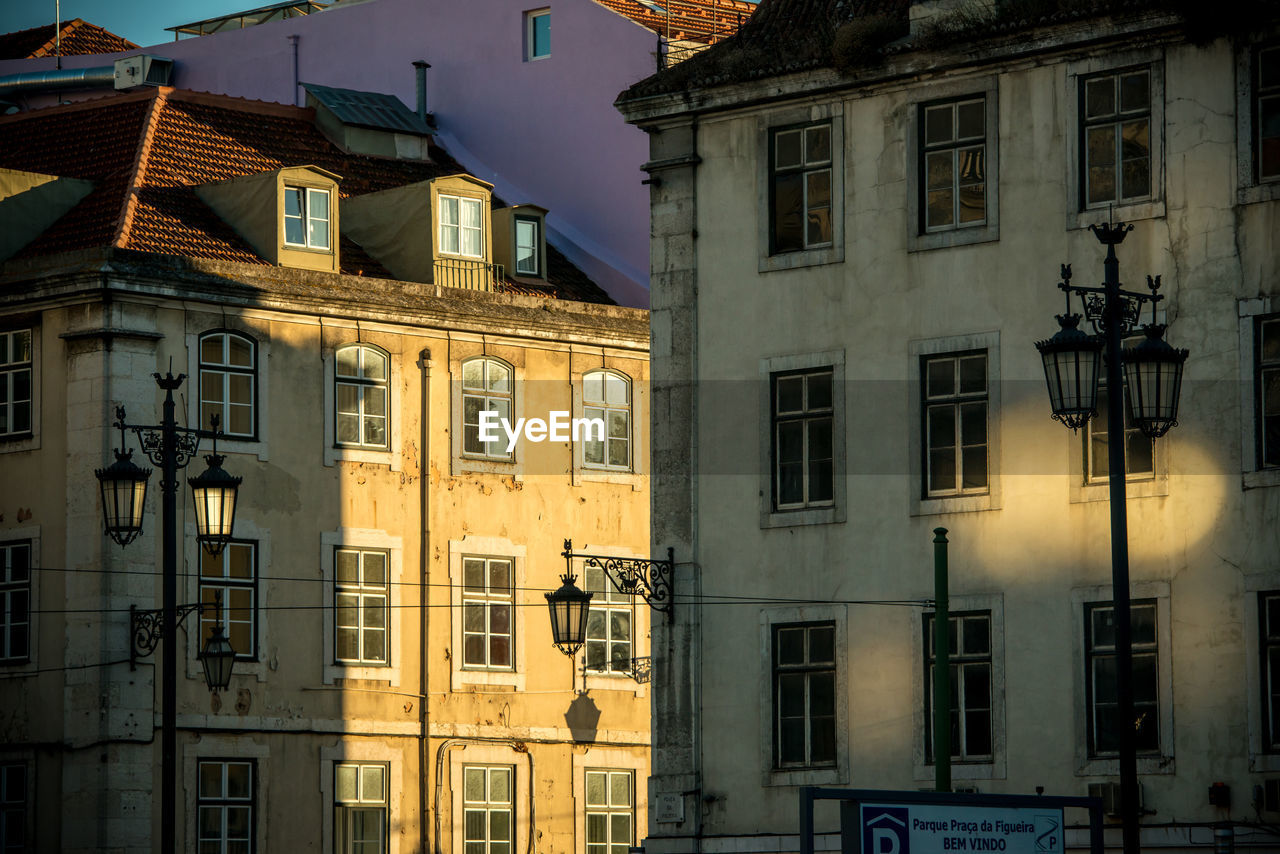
[433, 257, 503, 292]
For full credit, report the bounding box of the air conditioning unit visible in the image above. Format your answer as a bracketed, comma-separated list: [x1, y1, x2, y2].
[113, 56, 174, 90]
[1088, 781, 1143, 817]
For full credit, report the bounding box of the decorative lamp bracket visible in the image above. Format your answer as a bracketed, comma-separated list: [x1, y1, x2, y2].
[130, 602, 207, 669]
[563, 539, 674, 621]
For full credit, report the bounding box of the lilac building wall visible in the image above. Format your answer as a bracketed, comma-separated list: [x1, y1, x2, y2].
[0, 0, 657, 305]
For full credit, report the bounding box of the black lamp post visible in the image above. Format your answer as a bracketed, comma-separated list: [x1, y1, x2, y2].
[1035, 223, 1188, 854]
[545, 574, 593, 656]
[95, 372, 243, 854]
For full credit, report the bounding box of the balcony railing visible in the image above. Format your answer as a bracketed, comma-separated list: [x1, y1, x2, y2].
[433, 258, 503, 292]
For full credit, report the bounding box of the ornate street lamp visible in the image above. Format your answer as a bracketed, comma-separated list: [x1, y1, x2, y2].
[199, 623, 237, 691]
[1036, 284, 1104, 431]
[1123, 321, 1189, 439]
[189, 442, 242, 557]
[1035, 223, 1188, 854]
[545, 573, 593, 656]
[96, 422, 152, 547]
[95, 372, 243, 854]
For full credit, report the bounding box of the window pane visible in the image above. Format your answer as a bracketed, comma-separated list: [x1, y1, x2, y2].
[926, 360, 954, 397]
[807, 372, 832, 409]
[925, 105, 953, 145]
[532, 12, 550, 56]
[775, 129, 802, 169]
[776, 376, 803, 413]
[926, 150, 953, 192]
[1085, 77, 1115, 118]
[772, 172, 803, 252]
[805, 124, 830, 164]
[1119, 72, 1149, 112]
[809, 626, 835, 662]
[957, 100, 984, 139]
[200, 762, 223, 798]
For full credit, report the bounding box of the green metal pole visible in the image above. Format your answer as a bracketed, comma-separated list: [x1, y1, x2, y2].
[933, 526, 951, 793]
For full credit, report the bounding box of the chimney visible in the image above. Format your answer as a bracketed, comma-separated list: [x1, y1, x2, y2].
[413, 61, 430, 123]
[909, 0, 993, 37]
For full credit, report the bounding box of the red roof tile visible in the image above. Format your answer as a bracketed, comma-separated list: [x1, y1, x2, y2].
[595, 0, 756, 44]
[0, 18, 138, 60]
[0, 88, 613, 303]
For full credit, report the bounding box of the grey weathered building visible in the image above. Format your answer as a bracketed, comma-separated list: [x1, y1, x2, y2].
[618, 0, 1280, 850]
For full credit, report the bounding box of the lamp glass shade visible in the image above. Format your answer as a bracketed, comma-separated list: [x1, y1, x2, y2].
[95, 451, 152, 547]
[1035, 314, 1103, 431]
[545, 575, 593, 656]
[189, 454, 242, 556]
[199, 623, 236, 691]
[1123, 325, 1189, 439]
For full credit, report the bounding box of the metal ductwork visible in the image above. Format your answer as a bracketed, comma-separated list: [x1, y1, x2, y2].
[0, 55, 173, 101]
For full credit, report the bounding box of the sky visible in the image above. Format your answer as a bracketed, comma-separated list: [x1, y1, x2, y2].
[0, 0, 279, 49]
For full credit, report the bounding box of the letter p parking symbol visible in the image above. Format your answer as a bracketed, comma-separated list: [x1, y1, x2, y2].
[862, 807, 909, 854]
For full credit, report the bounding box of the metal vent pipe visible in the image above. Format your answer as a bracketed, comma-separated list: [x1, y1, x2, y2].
[413, 60, 430, 121]
[0, 66, 115, 98]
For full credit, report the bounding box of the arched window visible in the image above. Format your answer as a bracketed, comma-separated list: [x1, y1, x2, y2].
[582, 370, 631, 471]
[335, 345, 389, 450]
[462, 358, 513, 459]
[198, 331, 257, 438]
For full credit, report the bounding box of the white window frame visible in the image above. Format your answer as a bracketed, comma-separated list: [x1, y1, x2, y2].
[908, 332, 1002, 516]
[911, 593, 1006, 782]
[1064, 51, 1165, 230]
[334, 344, 391, 452]
[449, 537, 527, 690]
[1070, 583, 1174, 776]
[198, 539, 258, 662]
[0, 539, 31, 665]
[0, 528, 38, 674]
[460, 555, 516, 672]
[185, 520, 269, 683]
[321, 742, 402, 854]
[758, 604, 849, 787]
[1240, 297, 1280, 489]
[571, 747, 647, 854]
[575, 546, 649, 697]
[439, 194, 485, 258]
[921, 350, 990, 500]
[572, 357, 646, 488]
[322, 337, 402, 470]
[758, 350, 846, 528]
[0, 326, 39, 453]
[195, 759, 256, 854]
[1236, 36, 1280, 205]
[525, 9, 550, 61]
[183, 737, 269, 854]
[449, 745, 529, 854]
[451, 347, 524, 476]
[756, 102, 844, 273]
[460, 356, 516, 461]
[283, 185, 332, 250]
[581, 369, 632, 472]
[197, 330, 258, 441]
[907, 75, 1001, 251]
[513, 216, 541, 277]
[185, 320, 269, 461]
[321, 528, 403, 686]
[335, 762, 389, 854]
[1245, 573, 1280, 771]
[0, 328, 33, 442]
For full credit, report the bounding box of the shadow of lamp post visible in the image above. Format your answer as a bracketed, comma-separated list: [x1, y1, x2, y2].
[95, 371, 243, 854]
[1035, 223, 1188, 854]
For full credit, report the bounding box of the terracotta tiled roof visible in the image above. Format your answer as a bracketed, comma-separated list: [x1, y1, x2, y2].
[595, 0, 756, 44]
[0, 18, 138, 60]
[0, 88, 613, 304]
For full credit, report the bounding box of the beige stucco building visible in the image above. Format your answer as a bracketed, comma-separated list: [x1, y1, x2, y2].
[0, 86, 650, 853]
[618, 0, 1280, 850]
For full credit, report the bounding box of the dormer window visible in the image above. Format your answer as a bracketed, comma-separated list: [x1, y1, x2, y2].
[514, 217, 540, 276]
[284, 186, 331, 250]
[440, 195, 483, 258]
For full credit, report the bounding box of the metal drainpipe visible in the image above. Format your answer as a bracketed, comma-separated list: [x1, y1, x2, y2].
[0, 66, 115, 98]
[418, 348, 432, 854]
